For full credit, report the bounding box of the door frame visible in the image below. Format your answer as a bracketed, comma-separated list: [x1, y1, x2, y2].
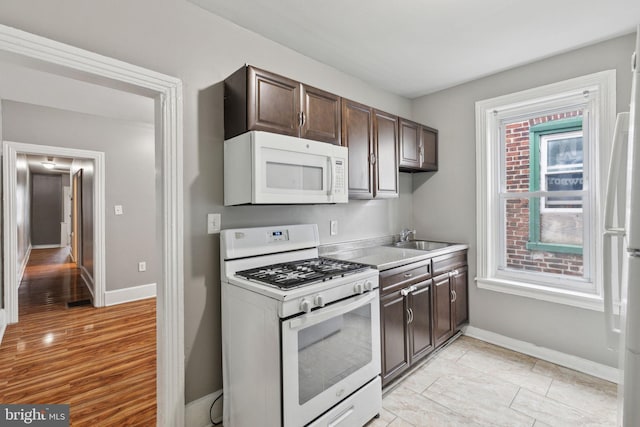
[71, 169, 82, 264]
[0, 24, 185, 425]
[3, 142, 105, 309]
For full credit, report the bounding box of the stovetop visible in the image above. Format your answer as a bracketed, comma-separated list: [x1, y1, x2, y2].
[235, 257, 370, 289]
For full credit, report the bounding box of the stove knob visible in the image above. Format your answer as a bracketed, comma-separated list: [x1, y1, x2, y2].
[354, 283, 364, 295]
[314, 295, 325, 308]
[300, 299, 312, 313]
[364, 280, 373, 292]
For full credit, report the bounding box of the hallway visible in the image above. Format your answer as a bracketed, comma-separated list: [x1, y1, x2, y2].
[0, 248, 156, 425]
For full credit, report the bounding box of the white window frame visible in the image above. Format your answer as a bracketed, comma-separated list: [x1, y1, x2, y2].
[540, 130, 584, 212]
[475, 70, 616, 311]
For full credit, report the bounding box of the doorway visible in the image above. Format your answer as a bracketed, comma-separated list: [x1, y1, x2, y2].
[4, 142, 105, 314]
[0, 24, 185, 425]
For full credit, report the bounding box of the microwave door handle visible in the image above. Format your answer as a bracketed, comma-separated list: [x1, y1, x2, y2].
[328, 157, 335, 196]
[287, 291, 376, 330]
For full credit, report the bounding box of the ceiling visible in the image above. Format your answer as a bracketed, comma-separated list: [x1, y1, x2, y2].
[190, 0, 640, 98]
[0, 60, 154, 124]
[26, 155, 73, 175]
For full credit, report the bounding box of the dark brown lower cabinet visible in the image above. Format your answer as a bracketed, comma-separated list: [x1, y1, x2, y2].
[380, 249, 469, 389]
[433, 273, 454, 348]
[380, 279, 433, 387]
[408, 282, 434, 361]
[380, 291, 409, 384]
[452, 266, 469, 327]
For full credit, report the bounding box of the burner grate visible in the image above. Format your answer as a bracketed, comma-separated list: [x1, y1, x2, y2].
[236, 257, 369, 289]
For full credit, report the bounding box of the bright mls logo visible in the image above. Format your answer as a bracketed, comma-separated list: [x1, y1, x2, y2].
[0, 405, 69, 426]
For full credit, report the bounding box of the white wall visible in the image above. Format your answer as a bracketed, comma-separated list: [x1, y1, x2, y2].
[0, 0, 413, 403]
[411, 33, 636, 368]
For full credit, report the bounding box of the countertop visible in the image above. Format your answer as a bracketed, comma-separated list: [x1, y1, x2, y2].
[320, 236, 469, 271]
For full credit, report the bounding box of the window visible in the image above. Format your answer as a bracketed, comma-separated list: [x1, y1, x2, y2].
[528, 117, 584, 255]
[475, 71, 616, 310]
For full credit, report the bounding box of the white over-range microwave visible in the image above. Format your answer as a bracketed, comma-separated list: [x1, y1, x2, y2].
[224, 131, 348, 205]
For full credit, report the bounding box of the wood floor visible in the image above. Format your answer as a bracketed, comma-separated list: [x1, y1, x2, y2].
[0, 248, 157, 426]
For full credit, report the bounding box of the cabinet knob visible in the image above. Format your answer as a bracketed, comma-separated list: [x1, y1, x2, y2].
[450, 290, 457, 303]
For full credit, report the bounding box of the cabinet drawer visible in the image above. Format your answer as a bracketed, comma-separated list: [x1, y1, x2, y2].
[432, 251, 467, 276]
[380, 260, 431, 294]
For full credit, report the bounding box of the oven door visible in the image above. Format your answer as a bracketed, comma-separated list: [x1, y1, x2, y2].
[281, 289, 381, 427]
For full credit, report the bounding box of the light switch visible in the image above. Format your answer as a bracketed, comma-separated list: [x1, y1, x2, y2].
[114, 205, 123, 215]
[330, 220, 338, 236]
[208, 213, 221, 234]
[138, 261, 147, 272]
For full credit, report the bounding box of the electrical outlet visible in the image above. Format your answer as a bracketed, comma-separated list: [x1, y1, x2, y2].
[208, 213, 221, 234]
[138, 261, 146, 272]
[330, 220, 338, 236]
[114, 205, 123, 215]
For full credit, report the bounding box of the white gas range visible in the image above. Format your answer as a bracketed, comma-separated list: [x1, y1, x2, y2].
[220, 224, 382, 427]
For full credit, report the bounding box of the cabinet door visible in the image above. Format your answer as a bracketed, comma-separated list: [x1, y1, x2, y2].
[301, 85, 341, 145]
[408, 280, 434, 363]
[247, 66, 300, 137]
[420, 126, 438, 171]
[373, 110, 399, 198]
[342, 99, 374, 199]
[452, 266, 469, 328]
[433, 273, 454, 348]
[380, 291, 409, 386]
[399, 119, 420, 169]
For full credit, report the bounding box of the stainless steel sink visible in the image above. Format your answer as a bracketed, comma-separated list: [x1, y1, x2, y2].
[389, 240, 451, 251]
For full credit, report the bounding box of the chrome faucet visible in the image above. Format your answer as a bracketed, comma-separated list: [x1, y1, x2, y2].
[400, 228, 416, 242]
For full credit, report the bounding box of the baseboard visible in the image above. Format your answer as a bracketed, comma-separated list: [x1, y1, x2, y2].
[463, 325, 620, 384]
[104, 283, 157, 306]
[0, 309, 6, 345]
[32, 244, 63, 249]
[17, 244, 32, 288]
[185, 389, 223, 427]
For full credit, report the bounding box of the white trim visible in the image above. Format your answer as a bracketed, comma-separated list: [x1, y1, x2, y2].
[17, 244, 32, 286]
[32, 244, 64, 249]
[185, 390, 223, 427]
[0, 309, 6, 345]
[463, 325, 620, 384]
[0, 24, 184, 426]
[475, 70, 616, 304]
[105, 283, 157, 306]
[476, 277, 604, 311]
[3, 142, 106, 314]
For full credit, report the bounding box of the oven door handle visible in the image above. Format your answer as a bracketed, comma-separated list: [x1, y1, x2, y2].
[287, 290, 377, 330]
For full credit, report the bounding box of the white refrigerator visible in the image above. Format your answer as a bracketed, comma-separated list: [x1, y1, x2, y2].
[604, 25, 640, 427]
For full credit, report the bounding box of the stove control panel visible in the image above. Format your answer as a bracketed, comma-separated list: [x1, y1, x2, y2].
[267, 230, 289, 242]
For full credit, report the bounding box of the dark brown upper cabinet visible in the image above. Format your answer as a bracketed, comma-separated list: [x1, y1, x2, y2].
[342, 98, 398, 199]
[224, 65, 341, 145]
[373, 110, 400, 198]
[399, 118, 438, 172]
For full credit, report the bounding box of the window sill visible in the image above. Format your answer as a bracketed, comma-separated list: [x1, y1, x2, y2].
[525, 242, 583, 255]
[476, 276, 603, 311]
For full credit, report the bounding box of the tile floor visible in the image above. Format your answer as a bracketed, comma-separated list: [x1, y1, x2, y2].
[368, 336, 617, 427]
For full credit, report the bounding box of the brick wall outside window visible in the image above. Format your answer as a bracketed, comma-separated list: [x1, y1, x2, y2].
[504, 111, 583, 277]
